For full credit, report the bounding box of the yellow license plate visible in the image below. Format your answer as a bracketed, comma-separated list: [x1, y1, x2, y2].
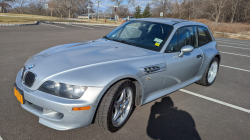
[14, 87, 24, 104]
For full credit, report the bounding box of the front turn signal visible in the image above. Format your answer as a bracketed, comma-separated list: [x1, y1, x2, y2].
[72, 106, 91, 111]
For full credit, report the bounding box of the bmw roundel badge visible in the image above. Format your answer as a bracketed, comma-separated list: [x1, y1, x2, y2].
[29, 64, 35, 69]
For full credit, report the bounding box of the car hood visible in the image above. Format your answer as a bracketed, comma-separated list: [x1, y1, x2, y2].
[24, 39, 158, 78]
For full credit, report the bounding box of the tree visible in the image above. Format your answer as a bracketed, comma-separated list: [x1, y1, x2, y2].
[108, 0, 136, 18]
[142, 3, 151, 18]
[230, 0, 241, 23]
[134, 5, 142, 18]
[210, 0, 228, 22]
[151, 0, 172, 17]
[197, 0, 228, 22]
[0, 0, 13, 13]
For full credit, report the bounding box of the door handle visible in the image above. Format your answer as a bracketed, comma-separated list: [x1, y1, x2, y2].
[197, 54, 202, 58]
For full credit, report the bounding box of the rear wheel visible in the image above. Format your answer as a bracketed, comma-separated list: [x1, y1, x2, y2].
[95, 80, 135, 132]
[196, 57, 219, 86]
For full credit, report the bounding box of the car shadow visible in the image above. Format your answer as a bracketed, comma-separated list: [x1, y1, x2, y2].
[147, 96, 201, 140]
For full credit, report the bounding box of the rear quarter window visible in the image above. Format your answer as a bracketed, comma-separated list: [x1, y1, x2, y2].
[197, 26, 212, 47]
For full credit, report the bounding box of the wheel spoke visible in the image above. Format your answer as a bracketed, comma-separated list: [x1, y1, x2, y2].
[213, 63, 216, 71]
[117, 91, 124, 103]
[122, 89, 127, 101]
[122, 106, 126, 115]
[113, 110, 121, 122]
[124, 99, 129, 106]
[210, 64, 214, 71]
[214, 63, 218, 72]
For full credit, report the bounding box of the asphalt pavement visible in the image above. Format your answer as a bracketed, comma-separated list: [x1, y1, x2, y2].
[0, 23, 250, 140]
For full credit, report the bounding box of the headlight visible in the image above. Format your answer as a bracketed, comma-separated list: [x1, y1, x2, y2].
[38, 81, 87, 99]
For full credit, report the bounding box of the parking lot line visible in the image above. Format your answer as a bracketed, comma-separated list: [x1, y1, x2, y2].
[74, 25, 84, 28]
[216, 38, 250, 43]
[219, 45, 250, 50]
[55, 26, 65, 28]
[180, 89, 250, 114]
[68, 24, 94, 29]
[217, 41, 250, 46]
[220, 51, 250, 58]
[0, 136, 3, 140]
[220, 65, 250, 72]
[42, 24, 65, 28]
[80, 26, 94, 29]
[70, 24, 82, 27]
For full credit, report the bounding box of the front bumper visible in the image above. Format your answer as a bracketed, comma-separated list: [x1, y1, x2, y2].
[15, 70, 105, 130]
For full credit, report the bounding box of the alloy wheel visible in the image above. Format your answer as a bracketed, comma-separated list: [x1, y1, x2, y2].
[112, 87, 133, 127]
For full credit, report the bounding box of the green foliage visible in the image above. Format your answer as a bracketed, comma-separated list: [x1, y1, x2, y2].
[142, 3, 150, 18]
[134, 5, 142, 18]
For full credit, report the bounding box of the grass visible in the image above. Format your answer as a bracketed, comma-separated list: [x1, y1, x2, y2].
[0, 13, 60, 24]
[193, 19, 250, 40]
[0, 13, 121, 25]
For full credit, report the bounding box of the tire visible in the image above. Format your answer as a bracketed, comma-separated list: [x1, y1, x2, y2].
[95, 79, 135, 132]
[196, 57, 219, 86]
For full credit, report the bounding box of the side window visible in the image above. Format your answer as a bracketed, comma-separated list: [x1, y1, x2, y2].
[178, 26, 197, 50]
[197, 26, 212, 46]
[165, 32, 178, 53]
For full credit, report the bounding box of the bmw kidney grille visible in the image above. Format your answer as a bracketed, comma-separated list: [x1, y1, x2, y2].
[24, 72, 36, 87]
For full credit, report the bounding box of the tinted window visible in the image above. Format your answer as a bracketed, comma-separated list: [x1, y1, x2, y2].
[178, 26, 197, 49]
[165, 26, 197, 53]
[197, 26, 212, 46]
[165, 32, 177, 53]
[119, 22, 142, 38]
[107, 21, 173, 52]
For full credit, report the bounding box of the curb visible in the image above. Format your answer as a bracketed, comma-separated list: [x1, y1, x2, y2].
[39, 21, 120, 27]
[213, 31, 250, 39]
[0, 21, 39, 26]
[0, 21, 120, 27]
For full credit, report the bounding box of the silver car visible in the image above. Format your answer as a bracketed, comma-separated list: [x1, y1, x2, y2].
[14, 18, 220, 132]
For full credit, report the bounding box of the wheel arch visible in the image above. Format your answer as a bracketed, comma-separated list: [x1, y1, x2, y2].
[91, 76, 144, 124]
[215, 54, 221, 64]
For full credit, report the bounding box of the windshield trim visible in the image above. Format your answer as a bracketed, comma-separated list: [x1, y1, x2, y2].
[106, 21, 174, 52]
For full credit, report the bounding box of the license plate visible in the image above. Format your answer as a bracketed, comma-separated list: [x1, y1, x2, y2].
[14, 86, 24, 104]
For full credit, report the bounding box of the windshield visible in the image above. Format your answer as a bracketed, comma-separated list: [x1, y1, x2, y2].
[106, 21, 173, 52]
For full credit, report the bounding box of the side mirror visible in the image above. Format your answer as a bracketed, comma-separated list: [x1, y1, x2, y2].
[178, 45, 194, 57]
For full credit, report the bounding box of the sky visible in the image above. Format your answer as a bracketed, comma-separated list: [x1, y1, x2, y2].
[93, 0, 152, 13]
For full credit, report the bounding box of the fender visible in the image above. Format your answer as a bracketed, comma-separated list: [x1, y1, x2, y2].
[196, 41, 221, 77]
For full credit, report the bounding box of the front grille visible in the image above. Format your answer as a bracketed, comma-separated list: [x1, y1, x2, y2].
[21, 66, 26, 80]
[24, 72, 36, 87]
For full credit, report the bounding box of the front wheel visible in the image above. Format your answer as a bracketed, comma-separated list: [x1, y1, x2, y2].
[196, 57, 219, 86]
[95, 80, 135, 132]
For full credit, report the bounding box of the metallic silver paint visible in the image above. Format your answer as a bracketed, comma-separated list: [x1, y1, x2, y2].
[15, 18, 220, 130]
[178, 45, 195, 57]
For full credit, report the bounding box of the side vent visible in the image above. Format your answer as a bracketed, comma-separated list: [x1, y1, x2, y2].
[144, 66, 161, 73]
[139, 63, 166, 75]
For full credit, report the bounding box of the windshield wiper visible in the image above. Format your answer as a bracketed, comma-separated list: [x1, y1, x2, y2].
[108, 38, 138, 47]
[115, 40, 137, 47]
[103, 35, 110, 40]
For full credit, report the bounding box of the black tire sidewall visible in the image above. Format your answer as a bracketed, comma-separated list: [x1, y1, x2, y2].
[205, 57, 219, 86]
[107, 81, 136, 132]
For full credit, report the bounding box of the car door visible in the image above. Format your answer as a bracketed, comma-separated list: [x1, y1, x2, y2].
[162, 26, 203, 89]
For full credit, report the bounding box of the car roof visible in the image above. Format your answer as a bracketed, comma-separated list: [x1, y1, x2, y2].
[132, 18, 202, 26]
